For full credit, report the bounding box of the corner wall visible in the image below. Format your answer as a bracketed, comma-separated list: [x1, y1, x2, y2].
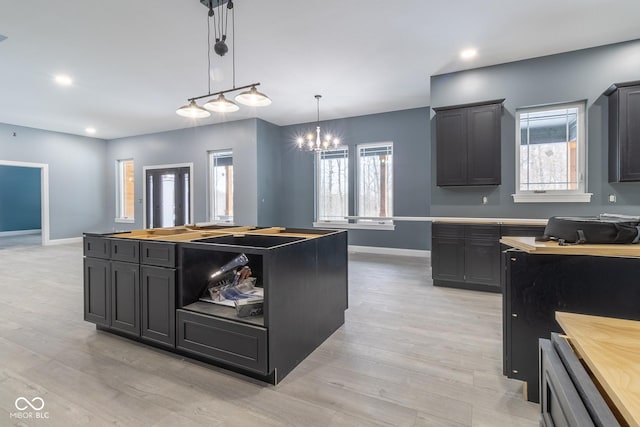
[430, 39, 640, 218]
[0, 123, 108, 240]
[279, 108, 431, 250]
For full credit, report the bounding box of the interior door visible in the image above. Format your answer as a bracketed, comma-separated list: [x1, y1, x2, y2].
[145, 167, 190, 228]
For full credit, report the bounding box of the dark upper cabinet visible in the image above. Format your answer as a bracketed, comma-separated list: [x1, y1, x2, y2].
[607, 82, 640, 182]
[434, 99, 504, 186]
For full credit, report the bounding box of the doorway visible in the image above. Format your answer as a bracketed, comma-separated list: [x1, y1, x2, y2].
[143, 164, 193, 228]
[0, 160, 49, 247]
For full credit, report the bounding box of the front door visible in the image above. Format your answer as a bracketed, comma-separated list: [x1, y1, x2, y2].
[145, 167, 190, 228]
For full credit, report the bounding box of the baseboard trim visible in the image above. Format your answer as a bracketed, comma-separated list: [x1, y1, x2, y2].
[46, 237, 82, 246]
[348, 245, 430, 258]
[0, 229, 41, 237]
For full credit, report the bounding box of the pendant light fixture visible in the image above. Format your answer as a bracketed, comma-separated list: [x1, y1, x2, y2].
[176, 0, 271, 118]
[297, 95, 340, 151]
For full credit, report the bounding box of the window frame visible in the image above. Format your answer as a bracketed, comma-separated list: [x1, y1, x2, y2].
[115, 159, 135, 223]
[207, 149, 234, 225]
[356, 142, 394, 226]
[314, 146, 349, 225]
[513, 101, 592, 203]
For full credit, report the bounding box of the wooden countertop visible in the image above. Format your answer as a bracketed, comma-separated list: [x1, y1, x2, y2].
[500, 236, 640, 258]
[556, 312, 640, 427]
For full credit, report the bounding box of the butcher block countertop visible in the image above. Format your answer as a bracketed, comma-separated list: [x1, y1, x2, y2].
[556, 312, 640, 427]
[500, 236, 640, 258]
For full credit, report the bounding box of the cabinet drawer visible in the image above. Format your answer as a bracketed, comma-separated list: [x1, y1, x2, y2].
[110, 238, 140, 263]
[465, 225, 500, 240]
[141, 241, 176, 267]
[539, 338, 594, 426]
[177, 309, 268, 374]
[432, 223, 465, 238]
[84, 235, 110, 259]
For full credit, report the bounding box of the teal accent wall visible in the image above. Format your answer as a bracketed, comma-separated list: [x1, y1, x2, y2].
[0, 165, 41, 232]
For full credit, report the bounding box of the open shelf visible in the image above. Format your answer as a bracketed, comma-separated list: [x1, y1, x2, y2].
[181, 301, 264, 327]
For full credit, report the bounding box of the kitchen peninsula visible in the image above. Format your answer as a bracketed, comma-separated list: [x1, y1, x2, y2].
[83, 225, 348, 384]
[501, 236, 640, 403]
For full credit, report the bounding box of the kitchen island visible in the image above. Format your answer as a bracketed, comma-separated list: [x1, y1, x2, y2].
[83, 225, 348, 384]
[501, 236, 640, 403]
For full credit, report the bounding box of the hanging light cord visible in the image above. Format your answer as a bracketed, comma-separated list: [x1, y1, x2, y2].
[207, 6, 212, 94]
[232, 3, 236, 89]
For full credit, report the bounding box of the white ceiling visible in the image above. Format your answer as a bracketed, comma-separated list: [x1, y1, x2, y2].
[1, 0, 639, 140]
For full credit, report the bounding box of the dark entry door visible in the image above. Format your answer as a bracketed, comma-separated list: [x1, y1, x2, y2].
[145, 167, 190, 228]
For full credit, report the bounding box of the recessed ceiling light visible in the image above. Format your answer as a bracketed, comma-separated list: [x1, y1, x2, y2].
[54, 75, 73, 86]
[460, 48, 477, 60]
[85, 127, 96, 134]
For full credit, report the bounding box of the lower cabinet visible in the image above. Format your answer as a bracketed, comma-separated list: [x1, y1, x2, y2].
[141, 265, 176, 348]
[84, 257, 110, 326]
[539, 334, 619, 426]
[110, 261, 140, 337]
[177, 309, 268, 374]
[432, 223, 500, 292]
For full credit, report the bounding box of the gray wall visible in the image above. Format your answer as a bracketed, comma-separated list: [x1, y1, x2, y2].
[430, 39, 640, 218]
[279, 108, 431, 250]
[0, 165, 41, 232]
[105, 119, 259, 231]
[0, 123, 107, 239]
[256, 120, 283, 226]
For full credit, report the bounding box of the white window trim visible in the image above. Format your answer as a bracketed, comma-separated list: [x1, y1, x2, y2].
[315, 146, 349, 225]
[115, 159, 135, 222]
[356, 142, 394, 226]
[513, 101, 591, 203]
[207, 150, 234, 224]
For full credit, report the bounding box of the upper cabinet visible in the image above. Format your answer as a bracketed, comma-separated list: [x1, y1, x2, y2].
[606, 81, 640, 182]
[434, 99, 504, 186]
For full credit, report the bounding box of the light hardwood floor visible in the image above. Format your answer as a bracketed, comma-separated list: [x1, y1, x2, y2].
[0, 243, 538, 426]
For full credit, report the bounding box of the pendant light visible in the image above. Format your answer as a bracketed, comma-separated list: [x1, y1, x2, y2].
[204, 94, 240, 112]
[175, 1, 271, 117]
[176, 99, 211, 118]
[297, 95, 340, 151]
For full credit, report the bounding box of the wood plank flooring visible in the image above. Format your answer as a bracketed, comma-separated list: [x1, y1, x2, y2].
[0, 244, 538, 426]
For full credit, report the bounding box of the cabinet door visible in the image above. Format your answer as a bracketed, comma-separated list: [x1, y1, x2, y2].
[84, 257, 110, 326]
[436, 108, 468, 186]
[431, 237, 465, 282]
[110, 261, 140, 337]
[465, 239, 500, 288]
[619, 85, 640, 181]
[141, 265, 176, 347]
[466, 103, 501, 185]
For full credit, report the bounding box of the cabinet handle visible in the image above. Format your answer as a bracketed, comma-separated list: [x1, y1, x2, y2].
[512, 313, 518, 318]
[510, 257, 516, 262]
[512, 369, 518, 374]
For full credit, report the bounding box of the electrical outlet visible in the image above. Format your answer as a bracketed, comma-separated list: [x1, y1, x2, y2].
[482, 196, 488, 205]
[608, 194, 616, 203]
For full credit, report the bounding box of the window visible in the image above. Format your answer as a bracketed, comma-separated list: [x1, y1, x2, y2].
[208, 150, 234, 223]
[316, 147, 348, 223]
[116, 159, 134, 222]
[357, 143, 393, 223]
[514, 101, 591, 203]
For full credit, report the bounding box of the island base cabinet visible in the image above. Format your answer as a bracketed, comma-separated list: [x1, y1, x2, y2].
[110, 261, 140, 337]
[84, 258, 110, 326]
[141, 265, 175, 348]
[177, 310, 268, 374]
[503, 250, 640, 403]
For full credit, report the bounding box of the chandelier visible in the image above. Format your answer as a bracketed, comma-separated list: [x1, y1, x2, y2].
[297, 95, 340, 151]
[176, 0, 271, 118]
